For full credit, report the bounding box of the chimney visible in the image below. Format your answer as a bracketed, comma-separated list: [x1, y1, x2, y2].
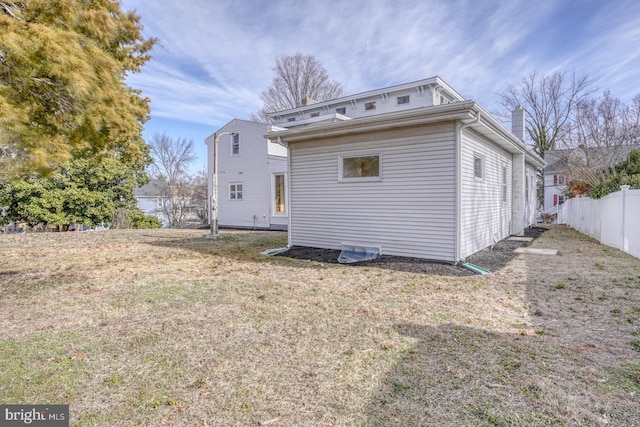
[301, 96, 317, 106]
[512, 106, 525, 142]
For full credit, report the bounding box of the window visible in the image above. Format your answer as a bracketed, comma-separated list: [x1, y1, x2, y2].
[558, 195, 565, 205]
[364, 101, 376, 111]
[310, 112, 320, 118]
[156, 197, 162, 209]
[339, 154, 381, 181]
[502, 166, 507, 203]
[229, 183, 243, 200]
[336, 107, 346, 115]
[274, 174, 286, 214]
[558, 175, 565, 185]
[525, 175, 529, 202]
[397, 95, 410, 105]
[287, 117, 296, 122]
[474, 155, 484, 179]
[231, 133, 240, 155]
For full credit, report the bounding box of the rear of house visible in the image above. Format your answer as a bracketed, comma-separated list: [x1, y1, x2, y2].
[266, 77, 543, 262]
[205, 119, 288, 230]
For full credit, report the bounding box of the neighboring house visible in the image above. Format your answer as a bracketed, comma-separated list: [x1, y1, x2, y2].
[133, 179, 170, 227]
[543, 150, 571, 215]
[134, 179, 204, 227]
[265, 76, 544, 263]
[543, 145, 640, 215]
[205, 119, 288, 230]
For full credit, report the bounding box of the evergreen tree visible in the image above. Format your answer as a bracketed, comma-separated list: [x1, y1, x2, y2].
[0, 0, 155, 179]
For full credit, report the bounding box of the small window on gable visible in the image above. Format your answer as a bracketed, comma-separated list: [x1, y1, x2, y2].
[229, 183, 243, 200]
[231, 133, 240, 155]
[310, 112, 320, 118]
[397, 95, 410, 105]
[474, 155, 484, 180]
[339, 153, 381, 182]
[364, 101, 376, 111]
[336, 107, 346, 115]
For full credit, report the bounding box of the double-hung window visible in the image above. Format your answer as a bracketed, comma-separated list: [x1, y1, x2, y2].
[229, 183, 243, 200]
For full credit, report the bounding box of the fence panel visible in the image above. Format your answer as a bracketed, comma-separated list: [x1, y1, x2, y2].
[600, 193, 623, 250]
[624, 191, 640, 258]
[558, 188, 639, 260]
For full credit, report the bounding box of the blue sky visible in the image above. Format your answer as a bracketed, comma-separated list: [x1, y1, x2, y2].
[120, 0, 640, 173]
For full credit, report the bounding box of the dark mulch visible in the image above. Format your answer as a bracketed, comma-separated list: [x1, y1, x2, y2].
[275, 226, 549, 276]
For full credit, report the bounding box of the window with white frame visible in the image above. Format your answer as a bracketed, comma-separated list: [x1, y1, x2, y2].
[502, 166, 507, 203]
[558, 175, 565, 185]
[229, 183, 243, 200]
[231, 133, 240, 155]
[397, 95, 410, 105]
[364, 101, 376, 111]
[273, 174, 286, 214]
[339, 153, 381, 181]
[336, 107, 346, 114]
[473, 155, 484, 179]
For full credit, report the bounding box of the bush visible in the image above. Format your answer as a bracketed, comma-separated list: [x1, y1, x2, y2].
[129, 208, 162, 229]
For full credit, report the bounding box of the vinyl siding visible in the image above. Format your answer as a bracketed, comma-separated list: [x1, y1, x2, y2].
[460, 128, 513, 259]
[289, 123, 456, 261]
[206, 120, 287, 229]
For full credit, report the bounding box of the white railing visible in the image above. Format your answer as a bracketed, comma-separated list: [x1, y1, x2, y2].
[558, 186, 640, 259]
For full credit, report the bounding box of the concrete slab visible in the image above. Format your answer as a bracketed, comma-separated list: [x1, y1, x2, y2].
[514, 247, 558, 255]
[507, 236, 534, 242]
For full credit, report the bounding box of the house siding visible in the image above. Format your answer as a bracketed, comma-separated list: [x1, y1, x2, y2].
[460, 129, 513, 259]
[206, 119, 287, 230]
[288, 123, 457, 261]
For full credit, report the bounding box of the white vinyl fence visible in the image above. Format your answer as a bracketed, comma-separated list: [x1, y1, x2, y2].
[557, 185, 640, 259]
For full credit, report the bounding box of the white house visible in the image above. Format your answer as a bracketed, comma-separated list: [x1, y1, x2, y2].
[265, 76, 544, 263]
[205, 119, 288, 230]
[543, 150, 570, 215]
[133, 179, 169, 227]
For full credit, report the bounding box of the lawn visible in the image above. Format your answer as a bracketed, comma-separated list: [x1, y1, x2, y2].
[1, 227, 639, 426]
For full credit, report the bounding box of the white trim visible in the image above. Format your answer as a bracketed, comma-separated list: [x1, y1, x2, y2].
[473, 153, 484, 180]
[338, 151, 383, 183]
[271, 172, 287, 216]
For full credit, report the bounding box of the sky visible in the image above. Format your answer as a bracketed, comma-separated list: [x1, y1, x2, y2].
[120, 0, 640, 173]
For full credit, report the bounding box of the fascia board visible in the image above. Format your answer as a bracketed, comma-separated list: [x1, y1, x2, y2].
[266, 101, 477, 143]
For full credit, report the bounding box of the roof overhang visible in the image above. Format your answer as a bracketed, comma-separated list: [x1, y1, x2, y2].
[266, 101, 545, 168]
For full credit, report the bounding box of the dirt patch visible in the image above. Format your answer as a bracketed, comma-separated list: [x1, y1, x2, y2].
[276, 226, 549, 275]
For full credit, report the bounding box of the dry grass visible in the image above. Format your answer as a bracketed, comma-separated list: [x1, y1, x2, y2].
[0, 226, 639, 426]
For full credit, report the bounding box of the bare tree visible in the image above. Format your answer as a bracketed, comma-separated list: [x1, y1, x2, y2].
[251, 53, 344, 122]
[497, 71, 592, 159]
[558, 90, 640, 187]
[148, 133, 198, 227]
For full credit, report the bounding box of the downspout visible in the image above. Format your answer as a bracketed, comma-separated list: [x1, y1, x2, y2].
[279, 136, 293, 248]
[455, 111, 481, 262]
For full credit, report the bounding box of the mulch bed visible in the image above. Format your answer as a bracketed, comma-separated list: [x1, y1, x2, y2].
[275, 226, 549, 276]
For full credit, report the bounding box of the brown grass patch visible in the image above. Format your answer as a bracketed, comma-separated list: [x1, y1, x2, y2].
[1, 226, 639, 426]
